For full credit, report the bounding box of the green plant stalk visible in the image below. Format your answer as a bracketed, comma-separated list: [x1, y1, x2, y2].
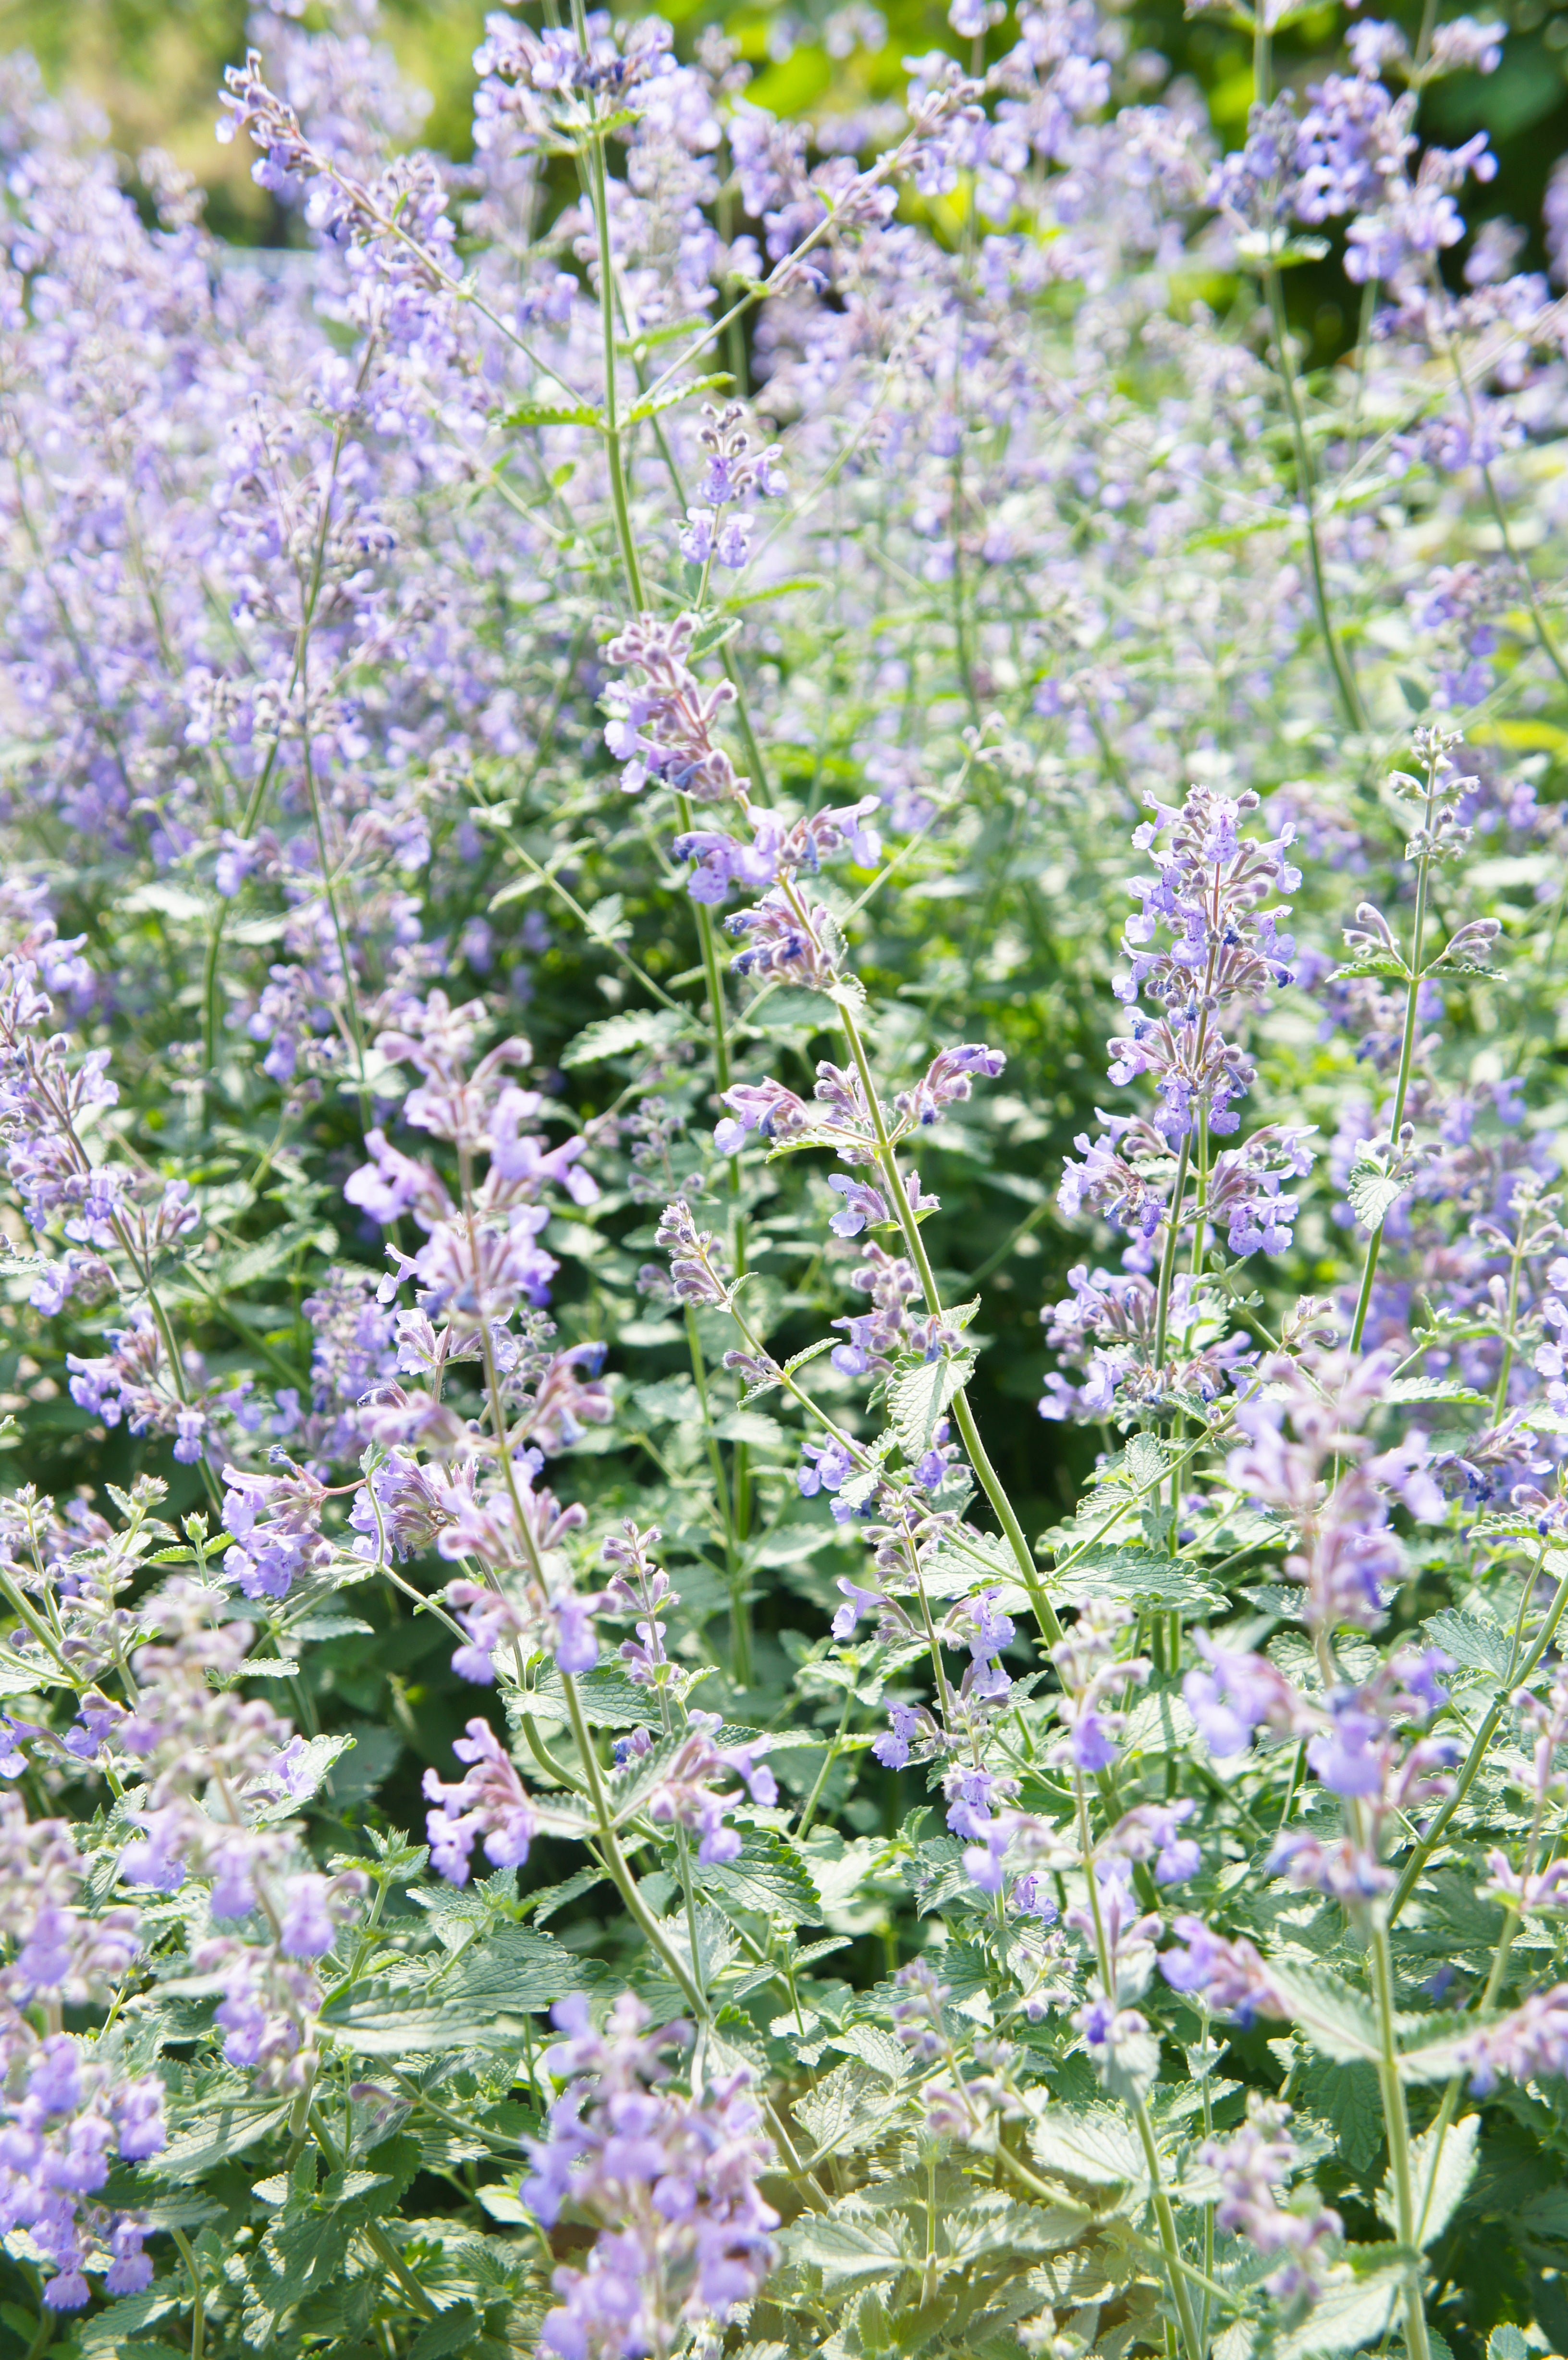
[170, 2225, 206, 2360]
[683, 1301, 748, 1684]
[1263, 266, 1368, 738]
[1369, 1913, 1433, 2360]
[833, 997, 1065, 1646]
[572, 38, 755, 1679]
[1251, 16, 1366, 738]
[1429, 281, 1568, 697]
[795, 1685, 856, 1841]
[297, 657, 372, 1125]
[200, 341, 377, 1077]
[1348, 755, 1440, 1353]
[558, 1672, 828, 2204]
[1076, 1773, 1204, 2360]
[1492, 1215, 1531, 1423]
[1389, 1555, 1568, 1921]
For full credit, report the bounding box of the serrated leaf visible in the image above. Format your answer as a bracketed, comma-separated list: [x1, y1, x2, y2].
[795, 2057, 904, 2159]
[1300, 2054, 1384, 2175]
[1274, 2261, 1403, 2357]
[1027, 2104, 1149, 2192]
[625, 370, 731, 423]
[743, 1335, 833, 1404]
[503, 398, 604, 430]
[1421, 1608, 1513, 1679]
[148, 2098, 293, 2182]
[320, 1988, 538, 2053]
[1348, 1155, 1407, 1233]
[939, 2193, 1091, 2263]
[526, 1865, 609, 1924]
[695, 1831, 820, 1926]
[1330, 955, 1411, 982]
[430, 1920, 605, 2014]
[910, 1835, 977, 1917]
[248, 1732, 354, 1820]
[712, 1408, 786, 1446]
[1268, 1960, 1380, 2064]
[583, 892, 630, 944]
[888, 1348, 976, 1460]
[1382, 1378, 1487, 1407]
[1378, 2113, 1477, 2246]
[690, 614, 743, 657]
[782, 2208, 915, 2290]
[1489, 2329, 1530, 2360]
[561, 1007, 693, 1067]
[1048, 1545, 1224, 1612]
[521, 1662, 665, 1730]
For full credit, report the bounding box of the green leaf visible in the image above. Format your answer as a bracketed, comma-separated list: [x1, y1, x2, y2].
[695, 1831, 821, 1926]
[1047, 1545, 1224, 1613]
[690, 613, 744, 657]
[1421, 1608, 1513, 1679]
[525, 1864, 609, 1924]
[412, 2308, 480, 2360]
[1274, 2260, 1403, 2357]
[259, 2209, 355, 2303]
[1382, 1377, 1487, 1408]
[1330, 954, 1411, 983]
[795, 2057, 905, 2159]
[320, 1987, 539, 2053]
[1026, 2104, 1148, 2192]
[78, 2290, 185, 2352]
[1234, 228, 1330, 267]
[1348, 1153, 1407, 1234]
[503, 398, 604, 430]
[712, 1408, 787, 1446]
[888, 1347, 976, 1460]
[1268, 1960, 1380, 2065]
[1300, 2054, 1384, 2175]
[1377, 2114, 1477, 2247]
[625, 370, 731, 423]
[148, 2098, 293, 2182]
[514, 1661, 661, 1737]
[782, 2207, 915, 2291]
[561, 1007, 693, 1067]
[248, 1732, 354, 1820]
[430, 1921, 605, 2015]
[1489, 2329, 1531, 2360]
[938, 2193, 1091, 2263]
[742, 1336, 833, 1404]
[583, 892, 631, 944]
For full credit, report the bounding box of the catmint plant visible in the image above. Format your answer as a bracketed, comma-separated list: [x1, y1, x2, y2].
[0, 0, 1565, 2351]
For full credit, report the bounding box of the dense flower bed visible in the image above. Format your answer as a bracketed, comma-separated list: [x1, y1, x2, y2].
[0, 1, 1567, 2354]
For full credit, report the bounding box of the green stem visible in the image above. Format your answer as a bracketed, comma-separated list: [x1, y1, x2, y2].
[1492, 1218, 1530, 1424]
[1133, 2096, 1208, 2360]
[171, 2226, 206, 2360]
[1369, 1917, 1433, 2360]
[833, 1000, 1063, 1644]
[1152, 1132, 1194, 1377]
[1264, 268, 1367, 735]
[1075, 1773, 1202, 2360]
[558, 1673, 828, 2204]
[201, 341, 376, 1079]
[1389, 1556, 1568, 1924]
[795, 1687, 855, 1840]
[1348, 756, 1439, 1353]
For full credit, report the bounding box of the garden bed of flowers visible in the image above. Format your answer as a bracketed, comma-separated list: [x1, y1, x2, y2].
[0, 0, 1567, 2353]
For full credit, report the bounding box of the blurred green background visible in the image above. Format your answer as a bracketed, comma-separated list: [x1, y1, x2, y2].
[2, 0, 1564, 349]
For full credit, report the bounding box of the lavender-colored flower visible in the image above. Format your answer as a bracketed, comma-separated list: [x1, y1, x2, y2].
[526, 1992, 778, 2358]
[423, 1718, 538, 1884]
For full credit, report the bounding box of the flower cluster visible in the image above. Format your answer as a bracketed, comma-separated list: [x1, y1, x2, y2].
[526, 1994, 779, 2360]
